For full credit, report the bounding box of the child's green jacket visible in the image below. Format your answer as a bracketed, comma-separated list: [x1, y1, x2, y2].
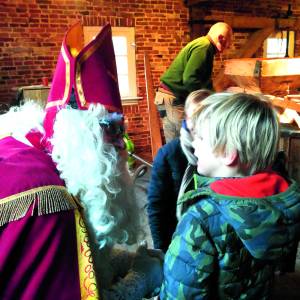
[160, 172, 300, 299]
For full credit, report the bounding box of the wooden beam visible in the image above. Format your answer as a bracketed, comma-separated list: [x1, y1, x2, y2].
[225, 16, 300, 30]
[214, 27, 274, 91]
[224, 16, 274, 29]
[144, 53, 163, 159]
[190, 13, 300, 30]
[222, 57, 300, 95]
[238, 27, 275, 58]
[272, 96, 300, 113]
[186, 0, 209, 5]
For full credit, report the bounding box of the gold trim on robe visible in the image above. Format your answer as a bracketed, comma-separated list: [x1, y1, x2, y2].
[75, 209, 100, 299]
[0, 185, 78, 227]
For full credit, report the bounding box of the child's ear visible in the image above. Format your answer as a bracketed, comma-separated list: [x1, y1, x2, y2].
[222, 149, 238, 166]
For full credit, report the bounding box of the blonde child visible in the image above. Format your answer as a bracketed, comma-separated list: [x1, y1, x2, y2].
[160, 93, 300, 299]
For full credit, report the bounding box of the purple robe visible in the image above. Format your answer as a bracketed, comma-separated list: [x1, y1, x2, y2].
[0, 136, 86, 299]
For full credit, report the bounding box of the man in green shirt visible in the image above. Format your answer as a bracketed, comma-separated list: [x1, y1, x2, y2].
[155, 22, 233, 142]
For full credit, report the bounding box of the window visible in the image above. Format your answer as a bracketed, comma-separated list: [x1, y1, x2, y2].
[263, 31, 295, 58]
[84, 26, 137, 102]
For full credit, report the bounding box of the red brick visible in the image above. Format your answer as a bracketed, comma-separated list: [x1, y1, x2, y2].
[2, 0, 299, 155]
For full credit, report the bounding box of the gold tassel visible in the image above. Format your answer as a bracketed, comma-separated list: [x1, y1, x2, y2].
[0, 185, 79, 227]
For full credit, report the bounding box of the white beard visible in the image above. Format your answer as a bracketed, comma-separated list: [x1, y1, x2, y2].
[51, 104, 144, 249]
[0, 101, 146, 291]
[0, 102, 144, 248]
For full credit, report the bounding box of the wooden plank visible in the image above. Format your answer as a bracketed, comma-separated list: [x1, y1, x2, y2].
[260, 76, 298, 95]
[223, 57, 300, 94]
[261, 58, 300, 77]
[190, 13, 300, 30]
[224, 16, 275, 29]
[144, 53, 163, 159]
[279, 18, 300, 30]
[272, 97, 300, 113]
[214, 27, 274, 91]
[224, 59, 258, 77]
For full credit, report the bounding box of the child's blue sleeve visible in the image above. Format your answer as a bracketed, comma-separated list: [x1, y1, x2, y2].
[160, 206, 216, 299]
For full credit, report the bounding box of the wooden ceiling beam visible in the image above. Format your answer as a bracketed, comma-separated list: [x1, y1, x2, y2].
[237, 27, 275, 58]
[224, 16, 300, 30]
[186, 0, 210, 5]
[190, 14, 300, 30]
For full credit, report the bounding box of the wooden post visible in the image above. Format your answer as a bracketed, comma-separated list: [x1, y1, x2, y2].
[144, 52, 163, 159]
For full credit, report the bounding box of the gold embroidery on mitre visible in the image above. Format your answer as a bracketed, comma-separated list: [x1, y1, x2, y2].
[76, 62, 86, 107]
[45, 45, 71, 110]
[61, 45, 71, 104]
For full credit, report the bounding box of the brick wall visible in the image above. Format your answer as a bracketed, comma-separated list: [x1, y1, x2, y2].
[1, 0, 300, 158]
[0, 0, 189, 159]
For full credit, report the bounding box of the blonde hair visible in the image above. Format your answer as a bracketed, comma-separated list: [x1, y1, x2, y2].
[184, 89, 212, 112]
[181, 89, 212, 165]
[193, 93, 279, 175]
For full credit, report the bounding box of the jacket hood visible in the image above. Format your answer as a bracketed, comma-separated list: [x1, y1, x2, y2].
[215, 186, 300, 260]
[188, 174, 300, 260]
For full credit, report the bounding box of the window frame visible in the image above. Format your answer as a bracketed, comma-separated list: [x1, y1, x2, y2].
[263, 30, 295, 58]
